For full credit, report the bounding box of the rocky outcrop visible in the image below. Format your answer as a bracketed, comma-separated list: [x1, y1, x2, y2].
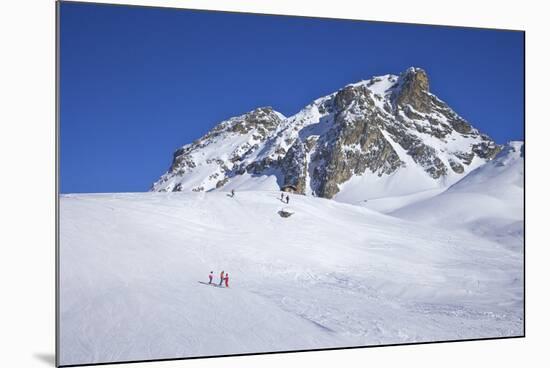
[392, 67, 431, 113]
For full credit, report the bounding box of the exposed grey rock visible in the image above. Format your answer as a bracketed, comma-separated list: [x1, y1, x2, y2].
[278, 210, 294, 218]
[448, 159, 465, 174]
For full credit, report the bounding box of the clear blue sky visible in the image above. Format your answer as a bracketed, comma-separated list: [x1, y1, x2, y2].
[59, 2, 524, 193]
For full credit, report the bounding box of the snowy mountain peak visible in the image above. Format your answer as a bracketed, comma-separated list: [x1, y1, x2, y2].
[447, 140, 524, 194]
[210, 106, 285, 135]
[392, 66, 430, 113]
[152, 67, 502, 200]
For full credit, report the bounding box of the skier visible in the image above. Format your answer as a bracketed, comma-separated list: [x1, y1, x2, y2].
[280, 192, 284, 201]
[286, 195, 290, 204]
[208, 271, 214, 284]
[224, 273, 230, 288]
[219, 270, 225, 286]
[231, 189, 235, 198]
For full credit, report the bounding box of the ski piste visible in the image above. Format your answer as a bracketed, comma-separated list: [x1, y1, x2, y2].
[60, 159, 524, 365]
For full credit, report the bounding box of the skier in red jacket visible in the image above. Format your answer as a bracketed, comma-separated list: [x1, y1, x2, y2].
[224, 273, 230, 288]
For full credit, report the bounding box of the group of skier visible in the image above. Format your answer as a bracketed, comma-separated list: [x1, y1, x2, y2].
[229, 189, 290, 204]
[208, 270, 230, 287]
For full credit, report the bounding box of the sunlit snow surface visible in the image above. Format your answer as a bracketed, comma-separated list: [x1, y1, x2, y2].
[59, 144, 524, 366]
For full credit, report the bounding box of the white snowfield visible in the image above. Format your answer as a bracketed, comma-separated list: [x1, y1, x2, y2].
[391, 141, 524, 248]
[59, 143, 524, 366]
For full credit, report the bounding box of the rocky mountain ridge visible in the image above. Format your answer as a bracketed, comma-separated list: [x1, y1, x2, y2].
[151, 67, 501, 201]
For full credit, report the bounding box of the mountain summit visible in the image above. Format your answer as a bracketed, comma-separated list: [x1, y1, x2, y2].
[151, 67, 501, 201]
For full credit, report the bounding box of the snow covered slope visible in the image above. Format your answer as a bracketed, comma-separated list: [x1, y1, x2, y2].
[391, 141, 524, 247]
[59, 191, 523, 366]
[152, 67, 500, 201]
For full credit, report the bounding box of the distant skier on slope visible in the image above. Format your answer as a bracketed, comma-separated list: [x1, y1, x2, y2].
[231, 189, 235, 198]
[280, 192, 284, 201]
[286, 195, 290, 204]
[224, 273, 230, 288]
[208, 271, 214, 284]
[219, 270, 225, 286]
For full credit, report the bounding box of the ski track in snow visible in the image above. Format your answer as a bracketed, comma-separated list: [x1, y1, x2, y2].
[59, 190, 523, 365]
